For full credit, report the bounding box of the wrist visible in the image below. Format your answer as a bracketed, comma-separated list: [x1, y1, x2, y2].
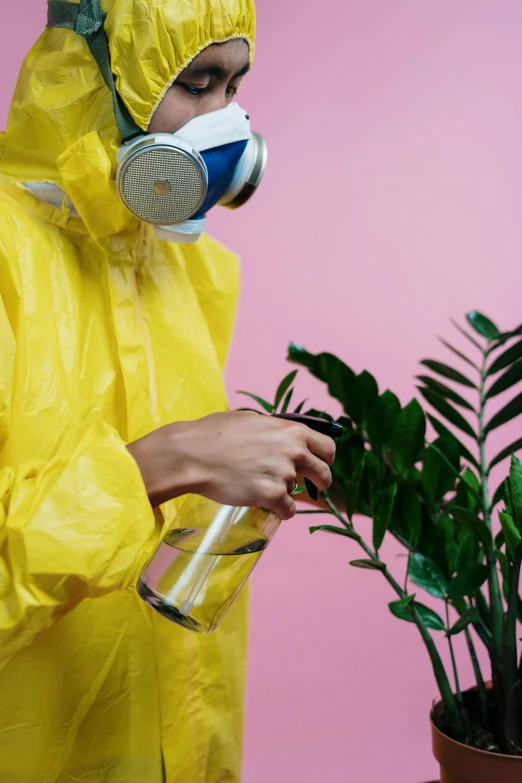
[127, 422, 205, 507]
[164, 420, 209, 498]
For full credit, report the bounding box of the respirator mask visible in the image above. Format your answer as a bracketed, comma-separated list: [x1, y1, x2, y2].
[47, 0, 267, 243]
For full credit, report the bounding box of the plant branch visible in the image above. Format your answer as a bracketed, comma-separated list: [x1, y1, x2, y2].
[464, 627, 489, 728]
[404, 551, 411, 593]
[472, 590, 493, 649]
[480, 343, 507, 748]
[411, 602, 467, 742]
[504, 545, 522, 701]
[446, 601, 463, 704]
[479, 350, 504, 663]
[322, 492, 406, 596]
[321, 491, 466, 740]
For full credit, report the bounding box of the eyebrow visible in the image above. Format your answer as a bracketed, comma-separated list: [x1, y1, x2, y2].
[183, 63, 250, 81]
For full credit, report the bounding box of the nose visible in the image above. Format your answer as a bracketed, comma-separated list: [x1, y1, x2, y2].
[195, 89, 229, 118]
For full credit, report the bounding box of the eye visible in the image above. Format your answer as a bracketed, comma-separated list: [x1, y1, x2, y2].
[179, 84, 206, 97]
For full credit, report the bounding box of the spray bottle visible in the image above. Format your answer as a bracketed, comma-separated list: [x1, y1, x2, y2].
[137, 413, 343, 633]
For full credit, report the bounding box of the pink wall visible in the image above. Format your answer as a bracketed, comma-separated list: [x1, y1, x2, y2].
[3, 3, 522, 782]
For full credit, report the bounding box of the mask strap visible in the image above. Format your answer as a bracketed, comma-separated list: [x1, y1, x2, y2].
[47, 0, 143, 143]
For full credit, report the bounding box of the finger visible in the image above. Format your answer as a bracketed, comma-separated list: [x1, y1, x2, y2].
[295, 452, 333, 492]
[301, 428, 337, 466]
[270, 490, 297, 520]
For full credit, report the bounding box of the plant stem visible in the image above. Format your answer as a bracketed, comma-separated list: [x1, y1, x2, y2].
[446, 602, 463, 704]
[480, 345, 507, 748]
[504, 546, 522, 701]
[411, 603, 467, 742]
[502, 546, 522, 751]
[464, 627, 489, 728]
[295, 509, 330, 515]
[322, 494, 405, 595]
[322, 492, 466, 740]
[478, 350, 504, 663]
[472, 590, 493, 649]
[474, 589, 491, 632]
[404, 551, 411, 593]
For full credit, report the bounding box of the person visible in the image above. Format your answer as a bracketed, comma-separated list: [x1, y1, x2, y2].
[0, 0, 336, 780]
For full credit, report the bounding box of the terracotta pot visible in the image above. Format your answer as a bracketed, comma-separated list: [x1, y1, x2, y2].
[431, 699, 522, 783]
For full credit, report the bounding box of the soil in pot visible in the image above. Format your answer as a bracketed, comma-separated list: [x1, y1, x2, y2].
[431, 688, 522, 783]
[432, 687, 522, 755]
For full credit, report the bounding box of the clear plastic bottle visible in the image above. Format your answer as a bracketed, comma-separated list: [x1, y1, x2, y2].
[137, 414, 343, 633]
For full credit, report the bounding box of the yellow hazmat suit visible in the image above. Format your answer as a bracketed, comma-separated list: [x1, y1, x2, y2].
[0, 1, 255, 780]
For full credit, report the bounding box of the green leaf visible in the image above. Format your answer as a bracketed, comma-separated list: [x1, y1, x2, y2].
[427, 414, 479, 468]
[389, 599, 445, 631]
[488, 338, 522, 375]
[329, 424, 363, 492]
[485, 390, 522, 434]
[309, 524, 359, 540]
[357, 370, 379, 422]
[357, 449, 382, 516]
[462, 468, 481, 498]
[349, 559, 386, 571]
[365, 390, 401, 453]
[420, 360, 477, 389]
[509, 454, 522, 531]
[293, 399, 308, 414]
[491, 323, 522, 349]
[486, 360, 522, 400]
[445, 539, 458, 577]
[429, 513, 457, 575]
[409, 553, 448, 598]
[466, 311, 500, 341]
[390, 399, 426, 473]
[447, 607, 480, 636]
[453, 476, 480, 514]
[287, 345, 362, 422]
[419, 387, 476, 439]
[489, 438, 522, 470]
[280, 387, 294, 414]
[491, 481, 506, 510]
[274, 370, 298, 411]
[451, 506, 492, 548]
[450, 318, 483, 351]
[236, 391, 274, 413]
[396, 484, 422, 547]
[439, 339, 479, 370]
[497, 548, 510, 587]
[455, 534, 480, 574]
[421, 436, 460, 505]
[346, 453, 367, 519]
[499, 511, 522, 560]
[416, 375, 474, 411]
[373, 483, 398, 551]
[447, 564, 488, 599]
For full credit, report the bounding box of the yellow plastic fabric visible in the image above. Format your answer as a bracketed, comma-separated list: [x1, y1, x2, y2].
[0, 1, 255, 780]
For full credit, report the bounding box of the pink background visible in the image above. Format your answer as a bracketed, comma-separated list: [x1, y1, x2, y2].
[3, 3, 522, 782]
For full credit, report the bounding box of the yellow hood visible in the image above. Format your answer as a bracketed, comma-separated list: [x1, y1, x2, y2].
[0, 0, 255, 194]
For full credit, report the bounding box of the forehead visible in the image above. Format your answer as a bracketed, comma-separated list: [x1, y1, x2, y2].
[183, 39, 250, 79]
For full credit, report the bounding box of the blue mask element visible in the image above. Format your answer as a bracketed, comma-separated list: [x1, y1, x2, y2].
[192, 140, 249, 220]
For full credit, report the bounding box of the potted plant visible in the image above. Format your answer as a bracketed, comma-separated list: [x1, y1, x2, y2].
[241, 311, 522, 782]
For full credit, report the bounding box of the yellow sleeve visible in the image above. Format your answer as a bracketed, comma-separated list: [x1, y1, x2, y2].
[0, 419, 157, 662]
